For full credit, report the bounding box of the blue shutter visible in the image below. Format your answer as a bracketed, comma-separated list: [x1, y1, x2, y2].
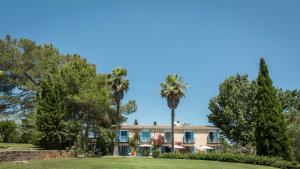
[118, 130, 121, 142]
[191, 131, 194, 143]
[207, 131, 210, 143]
[183, 129, 186, 143]
[139, 131, 142, 142]
[126, 131, 129, 141]
[214, 130, 219, 143]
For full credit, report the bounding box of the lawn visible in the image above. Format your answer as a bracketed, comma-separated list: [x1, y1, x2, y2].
[0, 157, 277, 169]
[0, 143, 39, 151]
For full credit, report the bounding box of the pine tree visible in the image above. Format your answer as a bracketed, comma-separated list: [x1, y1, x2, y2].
[255, 58, 293, 161]
[35, 76, 66, 150]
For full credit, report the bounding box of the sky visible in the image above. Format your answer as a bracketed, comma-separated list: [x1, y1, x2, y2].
[0, 0, 299, 125]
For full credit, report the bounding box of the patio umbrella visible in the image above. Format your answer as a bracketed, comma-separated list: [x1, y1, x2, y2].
[198, 145, 214, 151]
[174, 145, 184, 149]
[139, 144, 152, 147]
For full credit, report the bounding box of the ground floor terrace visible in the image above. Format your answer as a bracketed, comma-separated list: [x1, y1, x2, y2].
[0, 157, 278, 169]
[118, 143, 219, 156]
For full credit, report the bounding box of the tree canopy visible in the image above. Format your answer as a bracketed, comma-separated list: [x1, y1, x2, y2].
[208, 74, 257, 146]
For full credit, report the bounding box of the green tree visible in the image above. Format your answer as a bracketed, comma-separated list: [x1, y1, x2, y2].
[255, 58, 293, 161]
[20, 112, 36, 143]
[109, 68, 130, 156]
[59, 55, 112, 146]
[278, 89, 300, 162]
[95, 127, 114, 155]
[0, 35, 64, 116]
[208, 75, 257, 146]
[0, 120, 18, 142]
[160, 74, 187, 152]
[35, 76, 66, 149]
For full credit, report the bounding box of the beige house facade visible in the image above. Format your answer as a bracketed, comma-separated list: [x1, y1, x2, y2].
[114, 124, 221, 156]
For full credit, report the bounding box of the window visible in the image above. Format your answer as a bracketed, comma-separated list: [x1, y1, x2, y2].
[208, 131, 219, 143]
[184, 132, 194, 143]
[140, 130, 150, 142]
[208, 132, 214, 143]
[164, 132, 171, 143]
[119, 130, 128, 142]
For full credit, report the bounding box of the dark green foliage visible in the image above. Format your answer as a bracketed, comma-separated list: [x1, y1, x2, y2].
[278, 90, 300, 162]
[59, 55, 113, 147]
[208, 75, 257, 146]
[20, 112, 36, 143]
[255, 58, 293, 161]
[34, 76, 66, 149]
[0, 120, 18, 142]
[0, 35, 64, 116]
[159, 153, 298, 169]
[152, 150, 160, 158]
[287, 110, 300, 162]
[96, 127, 114, 155]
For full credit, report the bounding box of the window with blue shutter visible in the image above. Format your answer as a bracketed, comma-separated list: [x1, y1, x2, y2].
[119, 130, 128, 142]
[214, 130, 219, 143]
[191, 131, 194, 143]
[140, 130, 150, 143]
[184, 131, 194, 143]
[208, 131, 214, 143]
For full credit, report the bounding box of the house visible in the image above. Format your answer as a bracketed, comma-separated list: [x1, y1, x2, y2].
[113, 124, 221, 156]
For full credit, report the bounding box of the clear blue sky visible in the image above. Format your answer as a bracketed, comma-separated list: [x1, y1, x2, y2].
[1, 0, 299, 125]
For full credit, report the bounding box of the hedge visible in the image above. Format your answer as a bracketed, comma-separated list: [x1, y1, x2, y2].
[152, 150, 160, 158]
[158, 153, 299, 169]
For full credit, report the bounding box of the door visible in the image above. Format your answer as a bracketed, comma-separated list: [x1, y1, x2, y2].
[119, 145, 129, 156]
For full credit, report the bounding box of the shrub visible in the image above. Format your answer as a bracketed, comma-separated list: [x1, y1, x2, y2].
[96, 127, 114, 155]
[0, 121, 19, 143]
[153, 150, 160, 158]
[159, 152, 298, 169]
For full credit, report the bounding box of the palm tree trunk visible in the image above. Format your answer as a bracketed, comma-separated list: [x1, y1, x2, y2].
[171, 108, 175, 153]
[113, 101, 120, 156]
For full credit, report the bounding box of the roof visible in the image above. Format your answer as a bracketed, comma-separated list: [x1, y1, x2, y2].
[113, 125, 219, 130]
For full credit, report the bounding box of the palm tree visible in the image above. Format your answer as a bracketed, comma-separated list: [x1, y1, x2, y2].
[109, 68, 129, 156]
[160, 74, 187, 152]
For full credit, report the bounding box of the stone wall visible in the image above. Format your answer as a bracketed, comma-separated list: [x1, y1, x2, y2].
[0, 150, 71, 162]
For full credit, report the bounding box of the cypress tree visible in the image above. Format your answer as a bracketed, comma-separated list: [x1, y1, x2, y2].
[255, 58, 293, 160]
[134, 119, 138, 125]
[35, 76, 66, 150]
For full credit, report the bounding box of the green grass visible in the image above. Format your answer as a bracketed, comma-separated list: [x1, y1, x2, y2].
[0, 143, 38, 151]
[0, 157, 277, 169]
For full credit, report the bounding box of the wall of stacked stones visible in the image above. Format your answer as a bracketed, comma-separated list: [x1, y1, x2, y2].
[0, 150, 71, 162]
